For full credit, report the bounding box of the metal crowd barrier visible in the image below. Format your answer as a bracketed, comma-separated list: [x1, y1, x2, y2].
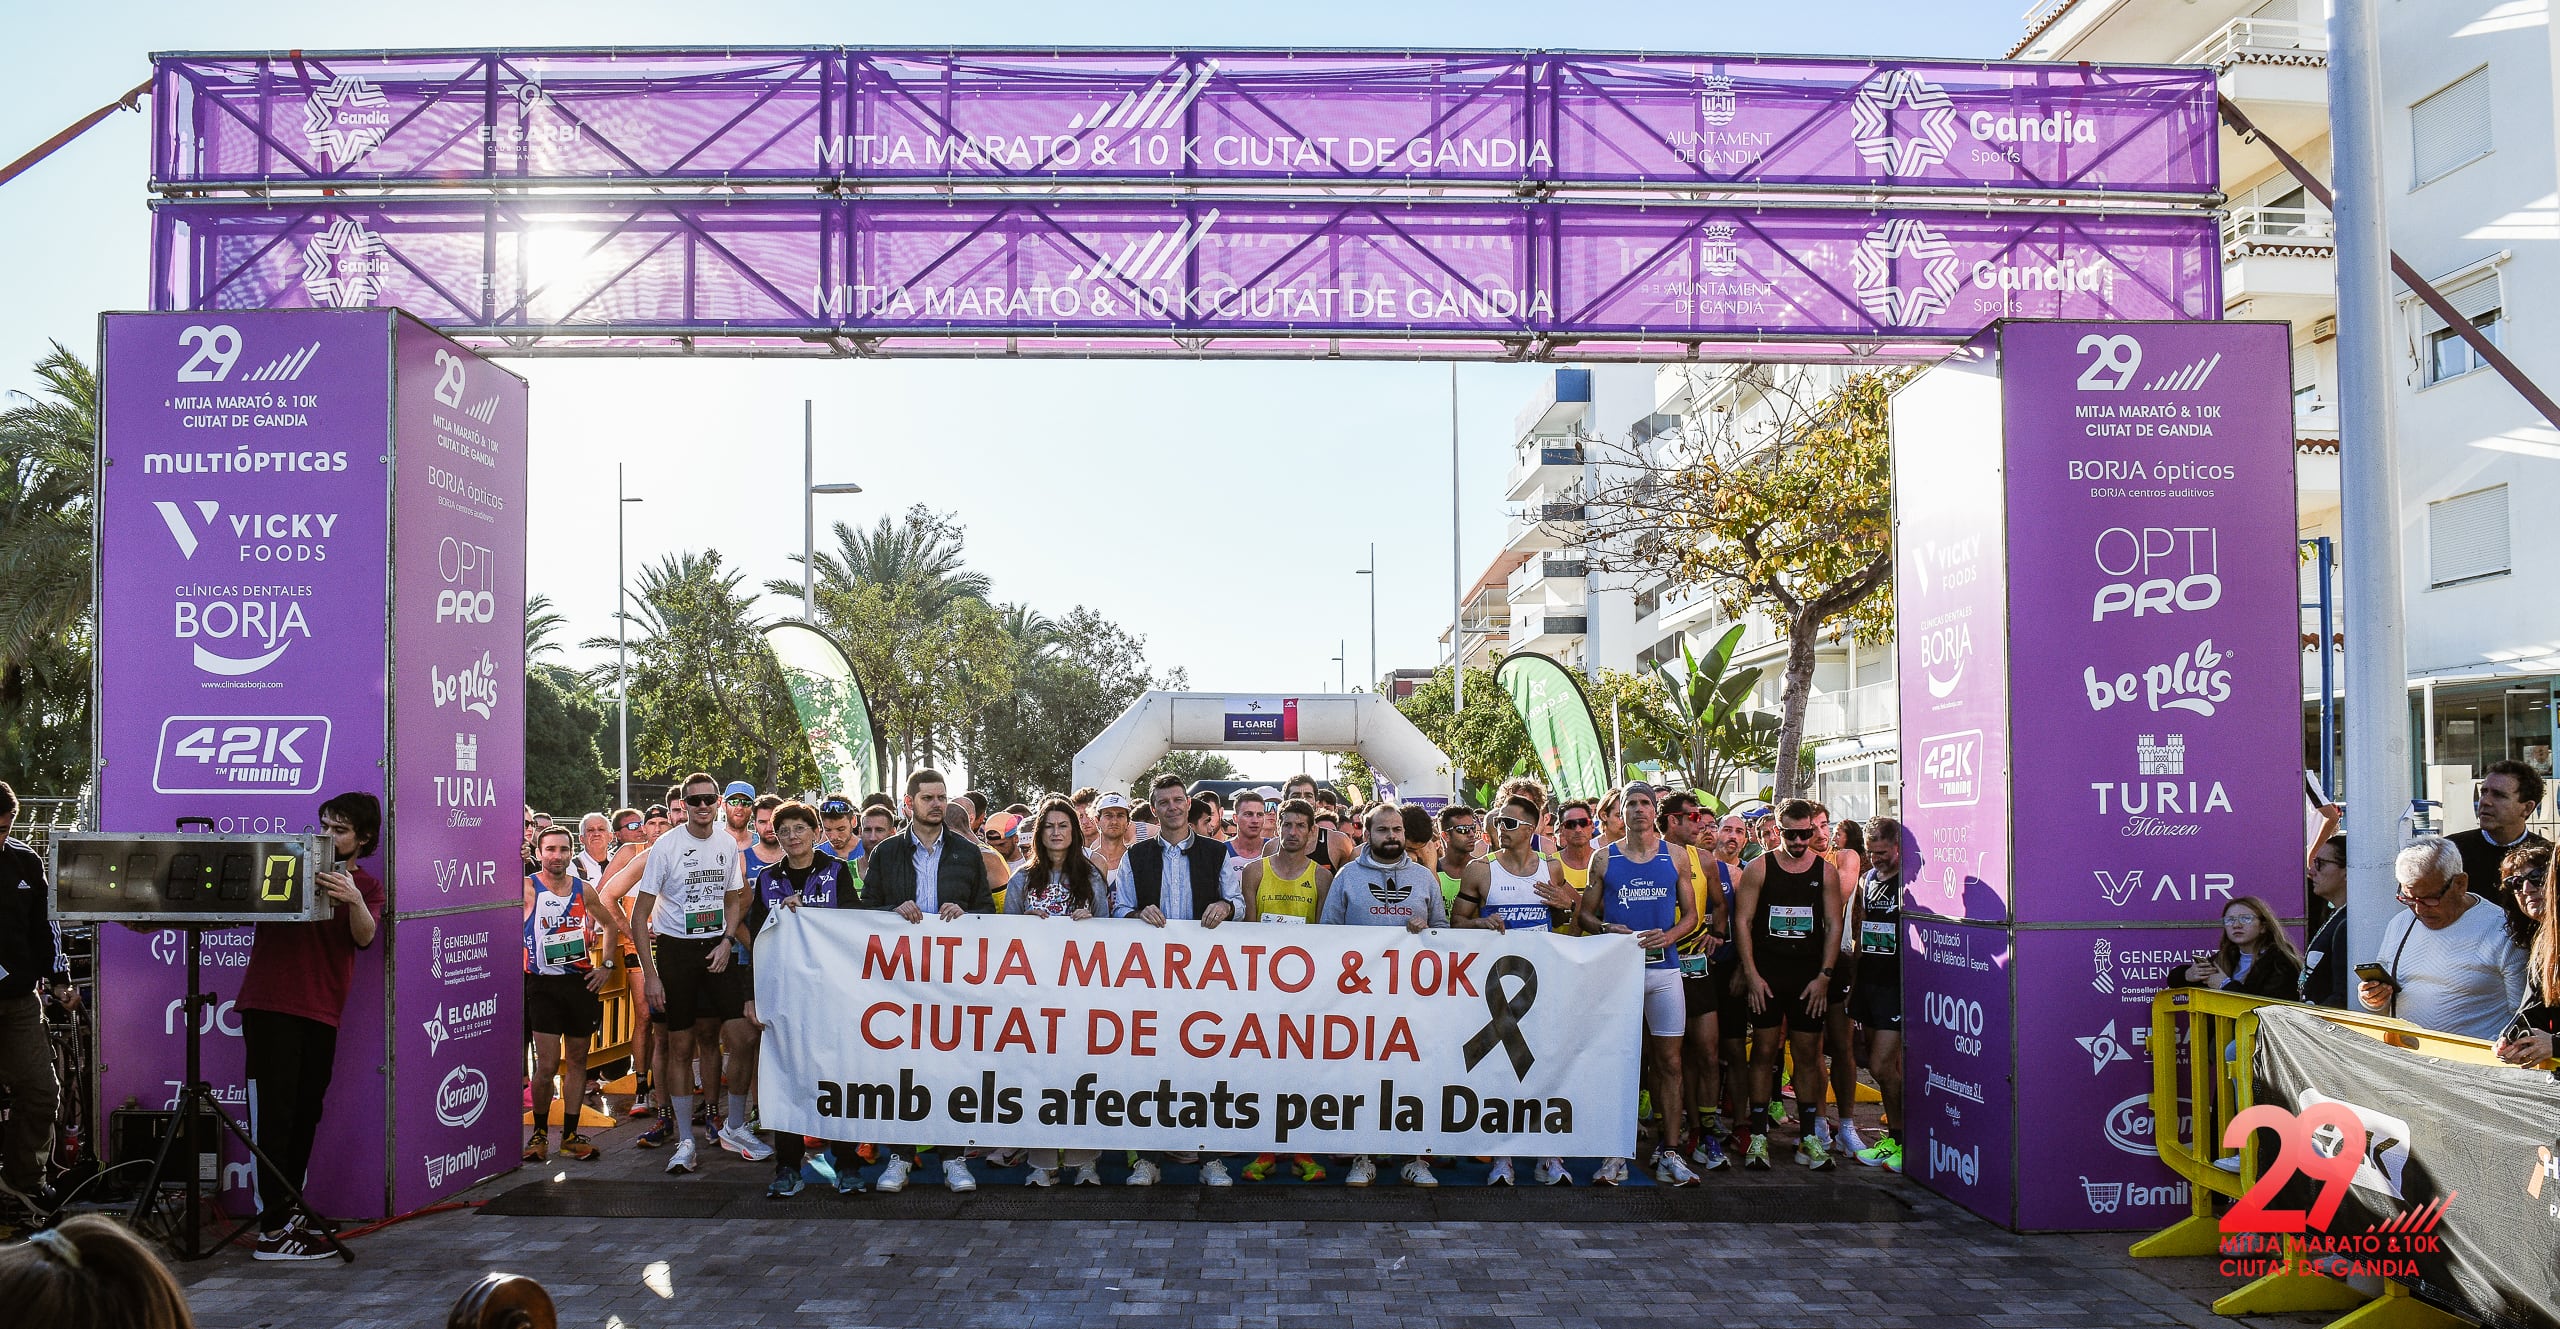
[524, 965, 636, 1132]
[2132, 987, 2521, 1328]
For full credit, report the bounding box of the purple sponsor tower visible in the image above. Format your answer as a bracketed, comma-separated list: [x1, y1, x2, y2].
[1891, 319, 2296, 1230]
[96, 309, 526, 1220]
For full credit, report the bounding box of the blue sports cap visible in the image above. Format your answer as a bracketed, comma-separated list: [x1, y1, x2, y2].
[724, 780, 756, 798]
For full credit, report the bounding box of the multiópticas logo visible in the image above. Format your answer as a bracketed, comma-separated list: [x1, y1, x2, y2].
[2217, 1100, 2451, 1281]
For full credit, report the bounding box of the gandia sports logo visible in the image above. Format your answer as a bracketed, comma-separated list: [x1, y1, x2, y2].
[302, 75, 391, 167]
[1848, 69, 1957, 176]
[1850, 218, 1962, 325]
[302, 218, 391, 307]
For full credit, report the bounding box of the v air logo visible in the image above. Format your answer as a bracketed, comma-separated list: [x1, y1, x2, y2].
[154, 500, 219, 559]
[1067, 210, 1220, 286]
[302, 75, 391, 167]
[2076, 1020, 2135, 1074]
[1850, 218, 1962, 325]
[302, 218, 391, 307]
[1068, 60, 1218, 133]
[1848, 69, 1958, 177]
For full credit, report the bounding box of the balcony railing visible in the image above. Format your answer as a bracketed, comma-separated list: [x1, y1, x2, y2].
[2179, 16, 2328, 69]
[2223, 205, 2335, 251]
[1539, 502, 1588, 523]
[1508, 556, 1589, 604]
[1800, 679, 1899, 742]
[1519, 614, 1590, 639]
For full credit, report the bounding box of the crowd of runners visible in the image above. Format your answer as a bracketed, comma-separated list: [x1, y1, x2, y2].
[519, 769, 1907, 1197]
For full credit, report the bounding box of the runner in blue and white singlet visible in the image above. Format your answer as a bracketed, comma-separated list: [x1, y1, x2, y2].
[1450, 795, 1578, 1187]
[1571, 785, 1702, 1188]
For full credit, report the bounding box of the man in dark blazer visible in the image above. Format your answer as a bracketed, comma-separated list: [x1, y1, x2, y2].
[1114, 772, 1237, 1188]
[857, 768, 993, 1195]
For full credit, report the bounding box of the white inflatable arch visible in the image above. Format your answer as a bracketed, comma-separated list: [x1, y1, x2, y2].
[1071, 692, 1457, 803]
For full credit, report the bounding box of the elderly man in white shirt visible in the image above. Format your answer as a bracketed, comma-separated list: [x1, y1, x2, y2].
[2360, 835, 2530, 1040]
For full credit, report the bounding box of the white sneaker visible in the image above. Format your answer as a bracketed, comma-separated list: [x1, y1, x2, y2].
[875, 1156, 911, 1193]
[1837, 1123, 1869, 1157]
[983, 1148, 1023, 1168]
[1345, 1156, 1378, 1187]
[719, 1124, 775, 1162]
[1532, 1157, 1571, 1187]
[1126, 1157, 1162, 1187]
[1072, 1162, 1103, 1187]
[666, 1139, 698, 1175]
[1025, 1167, 1057, 1188]
[1400, 1159, 1438, 1187]
[1199, 1159, 1233, 1187]
[1593, 1157, 1628, 1186]
[943, 1159, 976, 1192]
[1653, 1150, 1701, 1187]
[1486, 1158, 1516, 1187]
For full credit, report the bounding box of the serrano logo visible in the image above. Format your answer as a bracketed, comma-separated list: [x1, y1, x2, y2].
[434, 1065, 490, 1127]
[1850, 217, 1962, 324]
[301, 218, 391, 307]
[1848, 69, 1958, 176]
[302, 75, 390, 166]
[2106, 1093, 2161, 1155]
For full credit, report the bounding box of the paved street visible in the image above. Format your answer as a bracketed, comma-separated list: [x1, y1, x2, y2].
[167, 1108, 2320, 1329]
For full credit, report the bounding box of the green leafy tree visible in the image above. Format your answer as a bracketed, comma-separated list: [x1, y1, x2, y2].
[1575, 367, 1904, 799]
[0, 343, 97, 794]
[1656, 624, 1781, 801]
[1141, 751, 1237, 797]
[586, 549, 814, 793]
[966, 606, 1162, 806]
[1384, 666, 1529, 794]
[525, 663, 614, 816]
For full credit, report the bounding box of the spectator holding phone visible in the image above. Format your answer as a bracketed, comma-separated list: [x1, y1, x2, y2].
[2170, 896, 2302, 998]
[2361, 836, 2529, 1040]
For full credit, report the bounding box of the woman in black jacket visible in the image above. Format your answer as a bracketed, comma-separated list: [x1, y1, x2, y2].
[2171, 895, 2303, 999]
[2496, 853, 2560, 1067]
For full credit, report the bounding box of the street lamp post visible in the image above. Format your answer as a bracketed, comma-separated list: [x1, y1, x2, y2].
[1333, 641, 1346, 693]
[616, 464, 643, 810]
[802, 399, 864, 621]
[1354, 544, 1376, 691]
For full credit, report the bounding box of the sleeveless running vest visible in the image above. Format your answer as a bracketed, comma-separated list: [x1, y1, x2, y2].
[1674, 843, 1717, 959]
[1857, 869, 1901, 981]
[1255, 855, 1322, 923]
[1600, 843, 1681, 971]
[1481, 856, 1553, 933]
[1754, 852, 1827, 966]
[525, 876, 595, 975]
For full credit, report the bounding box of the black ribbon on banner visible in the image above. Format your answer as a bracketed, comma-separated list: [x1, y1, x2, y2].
[1461, 955, 1539, 1077]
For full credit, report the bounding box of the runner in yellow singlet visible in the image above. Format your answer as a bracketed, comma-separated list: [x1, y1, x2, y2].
[1547, 797, 1602, 934]
[1239, 797, 1334, 1183]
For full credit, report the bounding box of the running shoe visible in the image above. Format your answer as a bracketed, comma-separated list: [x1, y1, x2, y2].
[1200, 1160, 1234, 1187]
[252, 1219, 337, 1263]
[1691, 1135, 1730, 1171]
[1025, 1166, 1058, 1188]
[875, 1156, 911, 1193]
[718, 1124, 775, 1162]
[1837, 1123, 1869, 1158]
[634, 1121, 673, 1150]
[1072, 1162, 1103, 1187]
[1796, 1137, 1836, 1171]
[767, 1164, 806, 1198]
[1592, 1157, 1628, 1186]
[626, 1093, 657, 1119]
[1344, 1156, 1378, 1187]
[1290, 1155, 1327, 1183]
[1743, 1135, 1771, 1171]
[1533, 1157, 1571, 1187]
[1242, 1153, 1277, 1182]
[983, 1148, 1024, 1168]
[559, 1133, 601, 1162]
[666, 1139, 699, 1175]
[1814, 1118, 1836, 1149]
[834, 1162, 866, 1195]
[1400, 1160, 1439, 1188]
[943, 1159, 976, 1192]
[1486, 1157, 1516, 1187]
[1126, 1157, 1162, 1187]
[1653, 1150, 1701, 1187]
[523, 1129, 549, 1164]
[1860, 1137, 1904, 1173]
[1768, 1098, 1789, 1126]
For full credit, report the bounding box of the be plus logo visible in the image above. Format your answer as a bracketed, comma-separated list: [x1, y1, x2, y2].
[435, 536, 495, 623]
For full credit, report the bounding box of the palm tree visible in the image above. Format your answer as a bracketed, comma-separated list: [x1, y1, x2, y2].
[524, 592, 568, 662]
[773, 504, 993, 617]
[586, 550, 810, 791]
[0, 342, 97, 660]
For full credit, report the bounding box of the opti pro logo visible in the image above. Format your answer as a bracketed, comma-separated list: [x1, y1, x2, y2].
[436, 536, 495, 623]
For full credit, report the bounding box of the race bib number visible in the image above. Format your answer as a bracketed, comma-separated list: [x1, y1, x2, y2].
[1678, 952, 1711, 977]
[1495, 902, 1552, 933]
[1766, 905, 1814, 939]
[1261, 913, 1305, 924]
[542, 931, 588, 965]
[683, 906, 724, 937]
[1859, 920, 1897, 956]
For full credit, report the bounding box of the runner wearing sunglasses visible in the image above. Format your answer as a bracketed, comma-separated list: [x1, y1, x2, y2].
[1732, 798, 1844, 1171]
[1575, 784, 1702, 1188]
[1450, 794, 1574, 1187]
[1549, 799, 1600, 937]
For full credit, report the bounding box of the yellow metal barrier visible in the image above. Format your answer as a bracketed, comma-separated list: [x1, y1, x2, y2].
[2133, 988, 2515, 1329]
[525, 965, 637, 1131]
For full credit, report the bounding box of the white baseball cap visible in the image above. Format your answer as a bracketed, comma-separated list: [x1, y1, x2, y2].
[1094, 792, 1134, 814]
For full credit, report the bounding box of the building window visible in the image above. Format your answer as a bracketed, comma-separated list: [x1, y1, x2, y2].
[2411, 67, 2491, 187]
[2291, 343, 2321, 419]
[2420, 279, 2503, 386]
[2427, 484, 2509, 588]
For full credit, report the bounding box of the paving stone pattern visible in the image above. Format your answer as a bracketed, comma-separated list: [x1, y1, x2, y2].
[171, 1108, 2329, 1329]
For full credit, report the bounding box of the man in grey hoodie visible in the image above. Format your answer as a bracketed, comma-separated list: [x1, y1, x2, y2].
[1319, 803, 1447, 1186]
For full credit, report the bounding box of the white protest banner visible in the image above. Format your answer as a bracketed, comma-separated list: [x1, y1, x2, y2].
[754, 910, 1640, 1157]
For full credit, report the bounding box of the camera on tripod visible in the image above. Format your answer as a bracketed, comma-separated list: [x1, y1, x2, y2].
[47, 830, 335, 924]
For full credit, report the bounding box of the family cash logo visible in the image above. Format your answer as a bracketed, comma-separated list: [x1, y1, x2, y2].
[302, 75, 392, 167]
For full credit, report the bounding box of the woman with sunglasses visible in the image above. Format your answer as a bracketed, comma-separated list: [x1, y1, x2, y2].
[2300, 833, 2351, 1007]
[2498, 843, 2551, 955]
[1007, 799, 1107, 1187]
[1450, 795, 1574, 1187]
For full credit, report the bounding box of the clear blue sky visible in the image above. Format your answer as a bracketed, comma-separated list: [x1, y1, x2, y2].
[2, 1, 2023, 777]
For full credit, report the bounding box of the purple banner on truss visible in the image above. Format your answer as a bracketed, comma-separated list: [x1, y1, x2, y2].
[154, 50, 2215, 194]
[153, 198, 2217, 344]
